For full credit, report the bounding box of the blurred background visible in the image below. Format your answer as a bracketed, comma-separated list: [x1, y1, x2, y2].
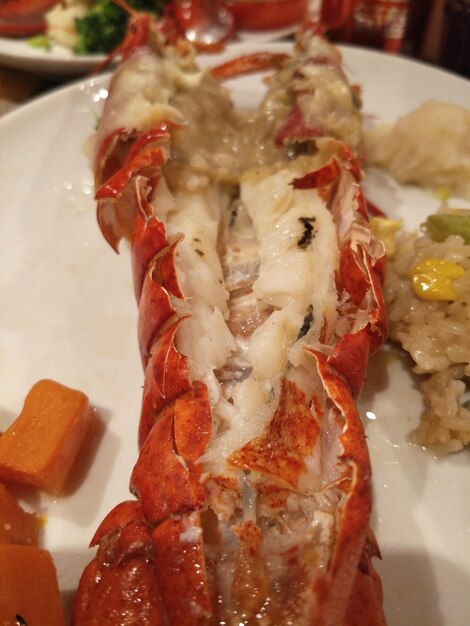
[317, 0, 469, 77]
[0, 0, 468, 116]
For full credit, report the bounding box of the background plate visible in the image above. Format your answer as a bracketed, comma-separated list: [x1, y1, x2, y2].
[0, 25, 296, 76]
[0, 36, 106, 76]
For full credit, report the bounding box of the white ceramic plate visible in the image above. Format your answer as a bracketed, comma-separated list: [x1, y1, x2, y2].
[0, 36, 106, 76]
[236, 23, 297, 44]
[0, 42, 469, 624]
[0, 25, 295, 76]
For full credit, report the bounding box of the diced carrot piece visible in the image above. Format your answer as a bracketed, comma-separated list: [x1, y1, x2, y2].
[0, 544, 65, 626]
[0, 379, 90, 495]
[0, 483, 40, 546]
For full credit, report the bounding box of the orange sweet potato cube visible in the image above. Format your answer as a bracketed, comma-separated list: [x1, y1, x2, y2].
[0, 483, 40, 546]
[0, 544, 65, 626]
[0, 379, 90, 494]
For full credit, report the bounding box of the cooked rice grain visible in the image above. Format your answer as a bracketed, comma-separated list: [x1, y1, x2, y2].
[385, 231, 470, 453]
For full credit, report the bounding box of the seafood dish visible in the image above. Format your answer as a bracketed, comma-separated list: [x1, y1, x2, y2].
[69, 12, 388, 626]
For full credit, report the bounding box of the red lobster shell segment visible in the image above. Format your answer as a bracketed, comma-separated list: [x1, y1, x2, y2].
[73, 16, 387, 626]
[152, 512, 212, 625]
[72, 500, 166, 625]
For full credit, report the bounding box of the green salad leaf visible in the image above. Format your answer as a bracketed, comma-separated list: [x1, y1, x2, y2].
[29, 34, 52, 51]
[425, 212, 470, 245]
[74, 0, 169, 55]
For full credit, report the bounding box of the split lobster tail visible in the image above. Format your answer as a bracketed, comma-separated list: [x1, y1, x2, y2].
[73, 15, 387, 626]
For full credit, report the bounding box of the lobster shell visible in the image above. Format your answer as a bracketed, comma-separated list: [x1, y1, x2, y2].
[73, 18, 387, 626]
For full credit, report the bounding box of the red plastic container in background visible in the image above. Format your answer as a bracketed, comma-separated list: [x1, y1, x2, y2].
[0, 0, 59, 36]
[227, 0, 308, 30]
[321, 0, 411, 52]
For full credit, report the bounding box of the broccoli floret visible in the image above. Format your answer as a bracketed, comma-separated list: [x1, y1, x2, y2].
[74, 0, 168, 55]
